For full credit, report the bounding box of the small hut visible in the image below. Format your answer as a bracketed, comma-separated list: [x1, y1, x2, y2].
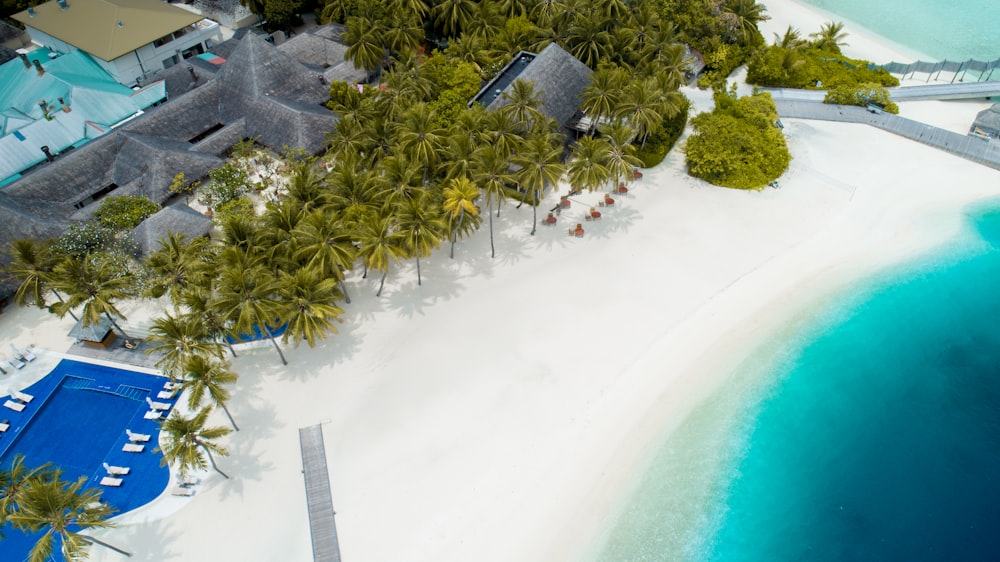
[130, 205, 213, 257]
[68, 316, 116, 348]
[970, 104, 1000, 139]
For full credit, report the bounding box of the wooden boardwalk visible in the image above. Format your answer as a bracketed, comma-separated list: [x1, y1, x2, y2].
[773, 100, 1000, 171]
[299, 424, 342, 562]
[763, 81, 1000, 102]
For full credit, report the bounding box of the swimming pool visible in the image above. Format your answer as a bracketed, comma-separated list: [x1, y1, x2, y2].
[0, 358, 174, 561]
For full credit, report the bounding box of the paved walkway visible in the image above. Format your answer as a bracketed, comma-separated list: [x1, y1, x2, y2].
[773, 100, 1000, 171]
[300, 424, 341, 562]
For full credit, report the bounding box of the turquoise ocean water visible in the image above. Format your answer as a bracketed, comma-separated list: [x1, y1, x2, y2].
[591, 4, 1000, 560]
[795, 0, 998, 61]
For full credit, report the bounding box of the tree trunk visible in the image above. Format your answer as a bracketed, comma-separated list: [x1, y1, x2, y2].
[530, 188, 539, 236]
[489, 201, 496, 258]
[105, 313, 132, 342]
[362, 263, 368, 279]
[203, 446, 230, 479]
[50, 289, 78, 321]
[81, 534, 132, 557]
[221, 403, 240, 431]
[262, 325, 287, 366]
[338, 279, 352, 304]
[219, 335, 238, 358]
[416, 256, 422, 286]
[450, 229, 457, 259]
[376, 272, 387, 297]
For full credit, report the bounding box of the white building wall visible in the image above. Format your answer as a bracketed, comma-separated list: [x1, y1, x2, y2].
[25, 20, 223, 87]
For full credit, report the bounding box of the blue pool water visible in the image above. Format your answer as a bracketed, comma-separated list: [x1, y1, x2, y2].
[796, 0, 998, 61]
[593, 203, 1000, 560]
[0, 359, 173, 561]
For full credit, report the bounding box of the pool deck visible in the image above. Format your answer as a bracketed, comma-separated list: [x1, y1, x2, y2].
[66, 337, 165, 370]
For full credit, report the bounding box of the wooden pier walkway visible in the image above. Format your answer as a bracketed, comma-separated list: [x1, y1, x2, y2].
[764, 81, 1000, 102]
[299, 424, 342, 562]
[773, 100, 1000, 171]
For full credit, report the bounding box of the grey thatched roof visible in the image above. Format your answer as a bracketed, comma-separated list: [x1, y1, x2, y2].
[973, 104, 1000, 133]
[278, 25, 366, 84]
[131, 204, 212, 255]
[111, 132, 223, 203]
[67, 315, 113, 342]
[245, 96, 333, 154]
[0, 20, 24, 42]
[0, 46, 16, 65]
[480, 44, 592, 132]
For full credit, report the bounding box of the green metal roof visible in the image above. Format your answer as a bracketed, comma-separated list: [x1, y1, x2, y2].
[12, 0, 202, 62]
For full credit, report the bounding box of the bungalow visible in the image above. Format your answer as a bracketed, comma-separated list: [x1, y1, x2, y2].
[13, 0, 223, 86]
[970, 104, 1000, 140]
[469, 43, 593, 137]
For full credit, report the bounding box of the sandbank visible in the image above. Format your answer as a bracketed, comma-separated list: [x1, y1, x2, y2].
[2, 2, 997, 561]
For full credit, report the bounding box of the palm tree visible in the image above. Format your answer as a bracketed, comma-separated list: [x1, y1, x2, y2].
[181, 354, 240, 431]
[143, 232, 211, 304]
[177, 286, 239, 358]
[145, 311, 225, 378]
[260, 198, 304, 271]
[440, 133, 478, 183]
[382, 13, 425, 58]
[565, 15, 613, 69]
[3, 238, 78, 321]
[212, 249, 287, 365]
[615, 78, 664, 148]
[284, 161, 330, 211]
[471, 145, 514, 258]
[8, 466, 128, 561]
[387, 0, 429, 19]
[394, 103, 446, 183]
[158, 406, 232, 479]
[810, 21, 849, 53]
[600, 121, 643, 192]
[512, 132, 566, 235]
[580, 66, 623, 135]
[774, 25, 807, 49]
[276, 267, 345, 346]
[0, 454, 52, 527]
[442, 177, 481, 259]
[48, 253, 135, 343]
[393, 189, 446, 285]
[342, 14, 386, 77]
[466, 1, 504, 40]
[482, 109, 525, 160]
[356, 212, 406, 297]
[500, 79, 545, 132]
[724, 0, 768, 45]
[567, 136, 612, 193]
[291, 209, 357, 304]
[432, 0, 476, 37]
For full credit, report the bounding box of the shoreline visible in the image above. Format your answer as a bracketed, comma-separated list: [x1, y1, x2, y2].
[1, 2, 997, 561]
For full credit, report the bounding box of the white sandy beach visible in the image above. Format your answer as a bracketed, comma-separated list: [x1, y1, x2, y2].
[2, 1, 999, 560]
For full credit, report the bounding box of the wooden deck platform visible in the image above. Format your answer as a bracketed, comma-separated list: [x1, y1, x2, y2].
[299, 424, 341, 562]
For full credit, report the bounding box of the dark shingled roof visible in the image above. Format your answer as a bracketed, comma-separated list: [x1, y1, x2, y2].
[0, 31, 336, 301]
[0, 46, 17, 65]
[478, 43, 592, 134]
[277, 25, 367, 85]
[131, 204, 212, 255]
[0, 20, 24, 42]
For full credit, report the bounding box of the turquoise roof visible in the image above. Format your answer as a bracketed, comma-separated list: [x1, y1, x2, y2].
[0, 49, 165, 184]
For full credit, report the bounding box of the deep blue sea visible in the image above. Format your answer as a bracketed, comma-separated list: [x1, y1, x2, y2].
[593, 201, 1000, 561]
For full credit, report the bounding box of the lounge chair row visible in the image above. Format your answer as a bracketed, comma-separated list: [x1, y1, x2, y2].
[0, 344, 36, 374]
[3, 390, 34, 412]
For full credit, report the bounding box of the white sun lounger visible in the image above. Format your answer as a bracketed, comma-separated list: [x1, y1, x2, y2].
[11, 390, 33, 403]
[163, 381, 182, 391]
[4, 400, 25, 412]
[5, 357, 24, 370]
[103, 463, 130, 476]
[100, 476, 123, 487]
[143, 410, 161, 420]
[171, 486, 195, 497]
[0, 422, 9, 432]
[9, 344, 35, 362]
[145, 397, 172, 411]
[126, 429, 151, 442]
[156, 390, 176, 400]
[122, 443, 144, 453]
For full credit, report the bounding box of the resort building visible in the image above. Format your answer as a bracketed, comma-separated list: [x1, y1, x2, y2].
[470, 43, 593, 137]
[0, 49, 166, 185]
[0, 20, 30, 51]
[12, 0, 223, 87]
[0, 31, 335, 290]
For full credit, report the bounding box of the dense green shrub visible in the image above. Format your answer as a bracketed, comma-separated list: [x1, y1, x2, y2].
[421, 52, 484, 127]
[51, 221, 119, 258]
[199, 164, 253, 210]
[824, 83, 899, 113]
[747, 46, 899, 89]
[94, 195, 160, 231]
[684, 88, 790, 190]
[635, 97, 691, 167]
[214, 197, 257, 225]
[697, 43, 752, 88]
